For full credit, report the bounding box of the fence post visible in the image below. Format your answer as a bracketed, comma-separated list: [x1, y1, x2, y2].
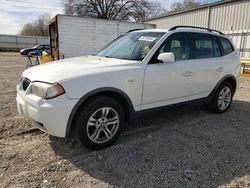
[15, 35, 18, 51]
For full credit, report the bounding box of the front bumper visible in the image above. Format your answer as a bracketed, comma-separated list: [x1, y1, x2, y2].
[16, 85, 78, 137]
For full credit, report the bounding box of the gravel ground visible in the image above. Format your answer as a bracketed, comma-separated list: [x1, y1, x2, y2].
[0, 52, 250, 188]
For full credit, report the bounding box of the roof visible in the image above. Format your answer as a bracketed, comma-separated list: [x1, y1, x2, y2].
[132, 27, 228, 38]
[49, 14, 156, 27]
[144, 0, 239, 22]
[132, 29, 169, 33]
[132, 25, 225, 35]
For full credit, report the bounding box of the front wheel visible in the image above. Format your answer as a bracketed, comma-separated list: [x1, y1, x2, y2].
[74, 96, 125, 150]
[209, 82, 233, 113]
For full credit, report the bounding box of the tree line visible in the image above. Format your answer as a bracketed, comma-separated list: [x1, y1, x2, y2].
[20, 0, 205, 36]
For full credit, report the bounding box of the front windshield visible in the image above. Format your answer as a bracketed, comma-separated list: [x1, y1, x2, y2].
[97, 31, 165, 61]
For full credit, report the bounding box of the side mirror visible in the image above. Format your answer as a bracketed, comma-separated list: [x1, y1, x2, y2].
[157, 52, 175, 64]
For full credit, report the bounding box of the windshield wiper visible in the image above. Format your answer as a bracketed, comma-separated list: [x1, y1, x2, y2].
[104, 55, 112, 58]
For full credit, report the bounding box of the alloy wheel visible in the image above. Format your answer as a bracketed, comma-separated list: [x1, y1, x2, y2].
[218, 86, 232, 110]
[86, 107, 119, 144]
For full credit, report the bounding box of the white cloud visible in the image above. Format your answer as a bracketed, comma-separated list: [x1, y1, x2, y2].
[0, 0, 216, 35]
[0, 11, 22, 34]
[158, 0, 221, 10]
[0, 0, 63, 35]
[1, 0, 63, 13]
[158, 0, 179, 9]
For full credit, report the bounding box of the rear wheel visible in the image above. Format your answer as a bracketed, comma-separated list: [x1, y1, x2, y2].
[209, 82, 233, 113]
[74, 96, 125, 150]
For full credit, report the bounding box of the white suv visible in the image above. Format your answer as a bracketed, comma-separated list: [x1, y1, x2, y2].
[16, 26, 241, 150]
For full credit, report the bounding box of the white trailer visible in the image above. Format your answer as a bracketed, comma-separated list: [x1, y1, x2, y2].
[49, 15, 156, 60]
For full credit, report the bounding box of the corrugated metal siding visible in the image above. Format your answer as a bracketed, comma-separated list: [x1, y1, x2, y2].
[209, 0, 250, 33]
[145, 0, 250, 33]
[144, 0, 250, 57]
[57, 15, 155, 59]
[144, 8, 209, 29]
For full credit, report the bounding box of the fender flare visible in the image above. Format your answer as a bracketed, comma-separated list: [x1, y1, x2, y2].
[65, 87, 135, 136]
[208, 74, 237, 102]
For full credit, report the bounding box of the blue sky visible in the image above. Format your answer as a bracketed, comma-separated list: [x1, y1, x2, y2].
[0, 0, 217, 35]
[0, 0, 63, 34]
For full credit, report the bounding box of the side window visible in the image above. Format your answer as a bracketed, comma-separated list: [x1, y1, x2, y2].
[194, 34, 214, 59]
[160, 33, 190, 61]
[213, 38, 221, 57]
[219, 37, 234, 55]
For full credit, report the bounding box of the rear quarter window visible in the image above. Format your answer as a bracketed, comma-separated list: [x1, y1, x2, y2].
[218, 37, 234, 55]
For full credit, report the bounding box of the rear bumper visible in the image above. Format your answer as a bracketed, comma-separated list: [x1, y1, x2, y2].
[16, 88, 78, 137]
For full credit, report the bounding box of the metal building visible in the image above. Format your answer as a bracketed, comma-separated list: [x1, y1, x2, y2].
[144, 0, 250, 57]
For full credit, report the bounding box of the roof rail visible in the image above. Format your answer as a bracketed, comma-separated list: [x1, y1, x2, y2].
[127, 28, 143, 33]
[169, 25, 224, 35]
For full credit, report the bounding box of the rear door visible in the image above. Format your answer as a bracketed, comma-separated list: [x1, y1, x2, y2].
[189, 33, 223, 100]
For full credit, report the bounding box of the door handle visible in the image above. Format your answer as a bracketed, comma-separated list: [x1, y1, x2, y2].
[183, 71, 193, 77]
[217, 67, 224, 72]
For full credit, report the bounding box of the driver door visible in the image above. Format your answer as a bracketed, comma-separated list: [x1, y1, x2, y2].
[142, 32, 195, 110]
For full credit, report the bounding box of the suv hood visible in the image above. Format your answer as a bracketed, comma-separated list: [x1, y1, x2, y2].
[22, 56, 139, 83]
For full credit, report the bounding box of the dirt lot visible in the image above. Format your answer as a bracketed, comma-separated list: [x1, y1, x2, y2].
[0, 52, 250, 188]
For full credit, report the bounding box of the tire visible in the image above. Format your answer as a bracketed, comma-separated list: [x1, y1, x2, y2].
[74, 96, 125, 150]
[209, 82, 234, 113]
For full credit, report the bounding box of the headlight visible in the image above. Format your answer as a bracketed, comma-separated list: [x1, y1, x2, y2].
[31, 82, 65, 99]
